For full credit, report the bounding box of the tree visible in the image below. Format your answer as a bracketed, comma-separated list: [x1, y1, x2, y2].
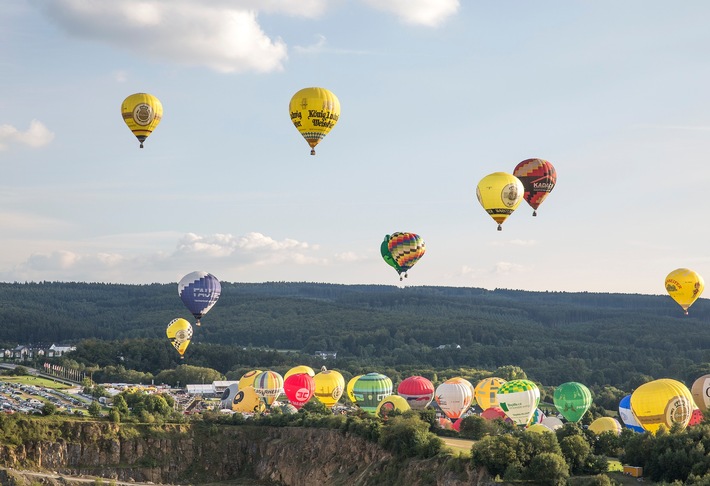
[378, 415, 442, 458]
[559, 434, 591, 474]
[526, 452, 569, 486]
[87, 401, 102, 418]
[42, 402, 57, 416]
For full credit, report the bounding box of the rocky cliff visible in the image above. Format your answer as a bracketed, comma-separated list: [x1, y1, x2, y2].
[0, 421, 486, 485]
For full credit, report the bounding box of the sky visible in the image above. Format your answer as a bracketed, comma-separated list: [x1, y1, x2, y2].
[1, 0, 710, 295]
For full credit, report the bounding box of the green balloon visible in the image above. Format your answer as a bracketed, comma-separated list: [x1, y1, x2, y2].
[553, 382, 592, 423]
[381, 236, 402, 274]
[353, 373, 393, 413]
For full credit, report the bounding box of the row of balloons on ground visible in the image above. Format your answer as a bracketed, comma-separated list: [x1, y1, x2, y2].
[166, 265, 707, 359]
[121, 91, 557, 233]
[213, 365, 710, 436]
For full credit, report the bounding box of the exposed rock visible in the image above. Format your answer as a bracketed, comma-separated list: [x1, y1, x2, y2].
[0, 422, 486, 485]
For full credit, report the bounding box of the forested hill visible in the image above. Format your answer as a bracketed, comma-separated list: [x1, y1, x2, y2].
[0, 281, 709, 389]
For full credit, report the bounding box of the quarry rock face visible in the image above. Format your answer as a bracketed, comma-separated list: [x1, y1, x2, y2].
[0, 422, 483, 485]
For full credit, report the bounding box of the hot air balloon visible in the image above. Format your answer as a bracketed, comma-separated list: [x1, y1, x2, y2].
[455, 377, 476, 404]
[353, 373, 393, 414]
[289, 87, 340, 155]
[496, 379, 540, 426]
[386, 232, 426, 281]
[253, 370, 284, 407]
[376, 394, 411, 418]
[283, 373, 315, 409]
[220, 383, 241, 410]
[542, 416, 564, 430]
[381, 236, 403, 277]
[474, 377, 507, 411]
[689, 407, 704, 427]
[513, 158, 557, 216]
[527, 423, 554, 434]
[481, 406, 513, 423]
[232, 385, 265, 414]
[166, 318, 192, 359]
[313, 367, 345, 409]
[618, 395, 644, 433]
[284, 365, 316, 381]
[665, 268, 704, 315]
[588, 417, 622, 436]
[630, 378, 694, 434]
[238, 369, 262, 390]
[435, 379, 473, 423]
[397, 375, 435, 410]
[691, 374, 710, 412]
[476, 172, 524, 230]
[178, 271, 221, 326]
[347, 374, 363, 404]
[121, 93, 162, 148]
[553, 382, 592, 423]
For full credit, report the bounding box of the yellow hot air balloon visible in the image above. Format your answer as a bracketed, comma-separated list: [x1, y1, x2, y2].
[476, 172, 524, 230]
[313, 367, 345, 409]
[121, 93, 163, 148]
[376, 394, 411, 418]
[630, 378, 694, 434]
[232, 385, 266, 414]
[238, 369, 262, 390]
[588, 417, 622, 436]
[166, 318, 192, 359]
[475, 377, 507, 411]
[347, 374, 363, 404]
[289, 87, 340, 155]
[284, 365, 316, 381]
[665, 268, 704, 315]
[526, 423, 554, 434]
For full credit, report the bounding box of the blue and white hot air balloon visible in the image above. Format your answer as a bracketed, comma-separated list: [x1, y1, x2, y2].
[178, 271, 221, 326]
[618, 394, 644, 433]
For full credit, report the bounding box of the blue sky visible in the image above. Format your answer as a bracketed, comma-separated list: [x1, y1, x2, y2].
[1, 0, 710, 295]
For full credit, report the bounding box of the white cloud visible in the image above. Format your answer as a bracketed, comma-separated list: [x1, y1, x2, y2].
[0, 211, 71, 232]
[494, 261, 525, 275]
[334, 251, 367, 262]
[360, 0, 459, 27]
[40, 0, 289, 73]
[0, 120, 54, 150]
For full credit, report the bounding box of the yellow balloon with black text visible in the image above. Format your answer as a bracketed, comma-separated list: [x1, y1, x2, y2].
[289, 87, 340, 155]
[476, 172, 524, 231]
[665, 268, 704, 315]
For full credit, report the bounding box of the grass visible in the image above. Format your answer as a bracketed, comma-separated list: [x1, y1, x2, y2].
[0, 375, 71, 390]
[441, 437, 474, 456]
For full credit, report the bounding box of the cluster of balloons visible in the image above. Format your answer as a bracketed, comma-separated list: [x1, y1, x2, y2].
[166, 271, 222, 359]
[123, 87, 341, 156]
[476, 159, 557, 231]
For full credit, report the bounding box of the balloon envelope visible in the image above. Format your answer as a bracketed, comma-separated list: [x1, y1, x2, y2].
[253, 370, 284, 407]
[353, 373, 393, 413]
[527, 423, 554, 434]
[691, 374, 710, 412]
[289, 87, 340, 155]
[496, 379, 540, 426]
[542, 416, 564, 430]
[347, 374, 363, 404]
[238, 370, 262, 390]
[232, 385, 265, 414]
[220, 383, 241, 409]
[553, 382, 592, 423]
[481, 406, 512, 423]
[381, 236, 402, 275]
[513, 158, 557, 216]
[618, 395, 645, 433]
[121, 92, 162, 148]
[630, 378, 694, 434]
[284, 365, 316, 381]
[665, 268, 704, 315]
[313, 368, 345, 408]
[376, 394, 411, 418]
[283, 373, 315, 409]
[476, 172, 524, 230]
[474, 377, 507, 411]
[397, 376, 435, 410]
[435, 379, 473, 421]
[178, 271, 221, 325]
[166, 318, 192, 358]
[588, 417, 622, 436]
[386, 233, 425, 277]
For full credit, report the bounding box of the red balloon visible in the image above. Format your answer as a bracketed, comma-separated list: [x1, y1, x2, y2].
[689, 408, 704, 426]
[481, 406, 512, 423]
[397, 376, 435, 410]
[283, 373, 315, 409]
[452, 417, 463, 432]
[513, 158, 557, 216]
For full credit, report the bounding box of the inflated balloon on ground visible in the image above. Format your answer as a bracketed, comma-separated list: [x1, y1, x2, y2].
[496, 379, 540, 426]
[397, 375, 435, 410]
[353, 373, 393, 413]
[630, 378, 693, 434]
[553, 381, 592, 423]
[474, 377, 506, 411]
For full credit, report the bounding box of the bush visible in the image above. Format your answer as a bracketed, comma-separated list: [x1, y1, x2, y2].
[526, 452, 569, 486]
[378, 415, 442, 458]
